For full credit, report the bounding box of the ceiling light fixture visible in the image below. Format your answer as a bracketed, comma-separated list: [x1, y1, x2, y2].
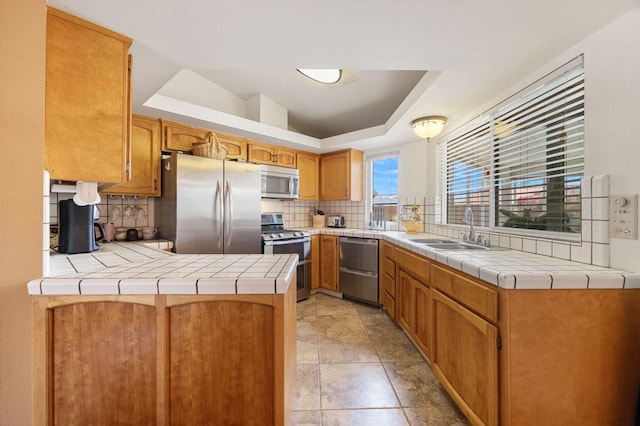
[411, 116, 447, 140]
[297, 69, 342, 84]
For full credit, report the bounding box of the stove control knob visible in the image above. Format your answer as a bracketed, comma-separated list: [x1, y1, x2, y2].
[278, 233, 285, 237]
[270, 234, 277, 239]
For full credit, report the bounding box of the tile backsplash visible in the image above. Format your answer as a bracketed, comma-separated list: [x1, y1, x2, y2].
[278, 176, 611, 268]
[424, 175, 610, 267]
[280, 197, 427, 232]
[49, 193, 155, 229]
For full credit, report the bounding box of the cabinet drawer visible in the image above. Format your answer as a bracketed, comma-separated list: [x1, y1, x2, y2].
[381, 271, 395, 298]
[395, 247, 430, 283]
[381, 241, 395, 261]
[381, 290, 396, 319]
[382, 257, 395, 279]
[431, 264, 498, 323]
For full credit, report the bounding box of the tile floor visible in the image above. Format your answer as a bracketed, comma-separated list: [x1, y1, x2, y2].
[294, 293, 469, 425]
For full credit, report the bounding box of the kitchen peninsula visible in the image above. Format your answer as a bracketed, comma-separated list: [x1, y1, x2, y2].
[29, 243, 297, 425]
[30, 232, 640, 425]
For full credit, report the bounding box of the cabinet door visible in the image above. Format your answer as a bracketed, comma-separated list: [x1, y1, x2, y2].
[319, 151, 349, 200]
[168, 301, 275, 424]
[273, 148, 297, 168]
[319, 235, 338, 291]
[297, 152, 319, 201]
[431, 289, 499, 426]
[396, 269, 416, 333]
[413, 282, 432, 360]
[103, 115, 161, 196]
[380, 289, 396, 318]
[216, 131, 247, 160]
[49, 302, 156, 424]
[45, 7, 132, 183]
[161, 120, 209, 152]
[319, 149, 363, 201]
[247, 144, 275, 165]
[311, 234, 320, 289]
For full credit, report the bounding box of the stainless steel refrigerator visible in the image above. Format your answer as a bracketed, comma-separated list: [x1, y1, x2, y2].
[155, 153, 261, 254]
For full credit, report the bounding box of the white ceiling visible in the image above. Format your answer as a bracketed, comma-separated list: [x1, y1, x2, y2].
[49, 0, 637, 152]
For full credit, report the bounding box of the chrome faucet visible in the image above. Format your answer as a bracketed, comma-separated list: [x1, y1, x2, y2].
[463, 206, 475, 243]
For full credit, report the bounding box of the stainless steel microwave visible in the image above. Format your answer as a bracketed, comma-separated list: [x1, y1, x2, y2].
[261, 164, 299, 199]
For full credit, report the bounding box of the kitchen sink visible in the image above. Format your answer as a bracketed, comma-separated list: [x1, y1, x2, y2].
[408, 238, 457, 244]
[423, 242, 489, 250]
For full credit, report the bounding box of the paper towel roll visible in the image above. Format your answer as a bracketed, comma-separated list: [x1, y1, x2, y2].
[73, 181, 101, 206]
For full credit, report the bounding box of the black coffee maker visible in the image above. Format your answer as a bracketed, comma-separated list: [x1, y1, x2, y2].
[58, 199, 104, 254]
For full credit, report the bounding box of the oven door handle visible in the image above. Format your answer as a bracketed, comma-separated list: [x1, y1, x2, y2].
[263, 237, 310, 246]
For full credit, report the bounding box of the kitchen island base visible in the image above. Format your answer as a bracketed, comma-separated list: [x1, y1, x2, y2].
[33, 287, 296, 425]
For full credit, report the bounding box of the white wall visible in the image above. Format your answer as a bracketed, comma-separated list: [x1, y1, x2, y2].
[424, 7, 640, 272]
[582, 8, 640, 272]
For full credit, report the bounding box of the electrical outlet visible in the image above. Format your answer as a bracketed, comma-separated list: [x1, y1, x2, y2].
[609, 194, 638, 239]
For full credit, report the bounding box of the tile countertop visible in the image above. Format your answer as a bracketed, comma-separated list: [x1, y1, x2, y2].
[27, 241, 298, 296]
[304, 228, 640, 290]
[28, 230, 640, 295]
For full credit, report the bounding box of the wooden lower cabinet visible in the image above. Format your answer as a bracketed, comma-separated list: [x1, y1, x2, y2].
[311, 234, 320, 289]
[319, 235, 338, 291]
[431, 289, 499, 426]
[385, 240, 640, 426]
[169, 300, 275, 424]
[498, 289, 640, 425]
[379, 241, 396, 318]
[33, 290, 297, 425]
[49, 301, 157, 424]
[396, 269, 432, 360]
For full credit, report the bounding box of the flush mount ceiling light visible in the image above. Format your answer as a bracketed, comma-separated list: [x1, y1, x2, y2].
[297, 69, 342, 84]
[411, 116, 447, 140]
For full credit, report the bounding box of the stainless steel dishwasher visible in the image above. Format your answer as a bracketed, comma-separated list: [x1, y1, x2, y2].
[339, 237, 379, 305]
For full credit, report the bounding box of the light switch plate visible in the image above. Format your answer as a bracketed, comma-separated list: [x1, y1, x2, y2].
[609, 194, 638, 239]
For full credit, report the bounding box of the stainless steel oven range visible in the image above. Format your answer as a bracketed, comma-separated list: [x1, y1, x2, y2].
[261, 213, 310, 301]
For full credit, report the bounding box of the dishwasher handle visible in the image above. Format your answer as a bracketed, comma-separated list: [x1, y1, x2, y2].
[340, 237, 379, 246]
[340, 266, 378, 278]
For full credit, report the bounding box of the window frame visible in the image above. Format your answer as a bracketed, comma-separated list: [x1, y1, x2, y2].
[366, 151, 400, 229]
[438, 56, 585, 242]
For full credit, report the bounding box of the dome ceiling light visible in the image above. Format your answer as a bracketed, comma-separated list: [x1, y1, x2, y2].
[411, 116, 447, 140]
[297, 69, 342, 84]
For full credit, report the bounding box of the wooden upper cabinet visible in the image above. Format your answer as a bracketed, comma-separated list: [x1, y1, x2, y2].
[215, 131, 247, 160]
[45, 7, 132, 184]
[248, 142, 297, 168]
[161, 120, 210, 153]
[297, 152, 320, 201]
[103, 115, 161, 197]
[319, 149, 364, 201]
[161, 120, 247, 159]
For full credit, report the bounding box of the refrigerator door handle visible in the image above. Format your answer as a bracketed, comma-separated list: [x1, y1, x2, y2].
[216, 180, 223, 249]
[225, 180, 233, 247]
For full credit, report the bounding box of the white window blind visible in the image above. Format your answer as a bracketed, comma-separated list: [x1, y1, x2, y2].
[443, 118, 492, 227]
[440, 57, 584, 235]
